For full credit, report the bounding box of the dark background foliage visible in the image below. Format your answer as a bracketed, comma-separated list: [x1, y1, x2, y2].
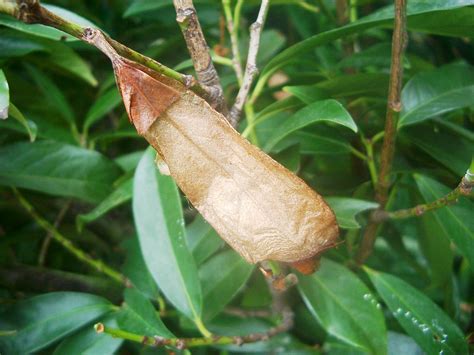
[0, 0, 473, 354]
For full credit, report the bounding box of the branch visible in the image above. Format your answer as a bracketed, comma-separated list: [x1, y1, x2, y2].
[94, 308, 293, 349]
[0, 0, 201, 91]
[222, 0, 244, 83]
[229, 0, 270, 126]
[373, 167, 474, 222]
[357, 0, 407, 265]
[13, 188, 129, 287]
[173, 0, 228, 115]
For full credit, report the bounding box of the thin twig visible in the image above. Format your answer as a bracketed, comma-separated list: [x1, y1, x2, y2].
[373, 169, 474, 222]
[222, 0, 244, 84]
[173, 0, 228, 115]
[13, 188, 129, 286]
[38, 200, 71, 266]
[229, 0, 270, 126]
[94, 308, 293, 349]
[356, 0, 407, 265]
[0, 0, 201, 91]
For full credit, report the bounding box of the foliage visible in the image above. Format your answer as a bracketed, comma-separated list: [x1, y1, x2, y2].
[0, 0, 473, 354]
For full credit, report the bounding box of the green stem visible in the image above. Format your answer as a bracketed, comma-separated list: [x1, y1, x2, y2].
[13, 188, 127, 286]
[194, 317, 212, 338]
[361, 137, 378, 186]
[0, 0, 196, 89]
[377, 166, 474, 221]
[244, 102, 259, 146]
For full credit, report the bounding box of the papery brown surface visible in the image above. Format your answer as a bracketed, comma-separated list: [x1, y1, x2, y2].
[92, 29, 340, 266]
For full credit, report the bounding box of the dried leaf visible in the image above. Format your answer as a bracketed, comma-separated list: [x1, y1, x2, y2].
[84, 28, 339, 273]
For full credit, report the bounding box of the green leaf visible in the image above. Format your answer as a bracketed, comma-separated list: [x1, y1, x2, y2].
[133, 147, 202, 321]
[402, 123, 472, 176]
[338, 43, 394, 70]
[0, 29, 48, 58]
[54, 314, 123, 355]
[263, 1, 474, 74]
[114, 150, 144, 172]
[399, 63, 474, 127]
[77, 178, 133, 230]
[273, 131, 353, 155]
[264, 100, 357, 151]
[186, 215, 225, 265]
[26, 65, 75, 125]
[298, 259, 387, 354]
[387, 332, 423, 355]
[414, 174, 474, 267]
[121, 238, 160, 299]
[200, 250, 254, 320]
[0, 141, 122, 203]
[273, 143, 300, 172]
[0, 292, 113, 354]
[0, 5, 97, 42]
[326, 197, 379, 229]
[366, 269, 468, 355]
[83, 89, 122, 132]
[117, 288, 174, 338]
[8, 104, 37, 142]
[284, 73, 390, 104]
[0, 69, 9, 119]
[124, 0, 172, 17]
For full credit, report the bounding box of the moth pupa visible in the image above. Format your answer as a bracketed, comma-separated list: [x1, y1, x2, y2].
[84, 28, 339, 274]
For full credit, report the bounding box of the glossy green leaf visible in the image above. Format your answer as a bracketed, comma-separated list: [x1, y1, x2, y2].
[54, 314, 123, 355]
[0, 5, 97, 42]
[77, 178, 133, 230]
[0, 69, 9, 119]
[0, 29, 48, 58]
[399, 64, 474, 127]
[284, 73, 390, 104]
[0, 141, 122, 203]
[299, 258, 387, 354]
[263, 1, 474, 74]
[326, 197, 379, 229]
[8, 104, 37, 142]
[186, 215, 224, 265]
[114, 151, 144, 172]
[83, 89, 122, 132]
[121, 238, 160, 299]
[273, 131, 353, 155]
[338, 43, 394, 69]
[414, 174, 474, 266]
[273, 143, 300, 172]
[387, 332, 423, 355]
[366, 269, 468, 355]
[200, 250, 254, 320]
[124, 0, 172, 17]
[133, 147, 202, 321]
[402, 123, 472, 176]
[26, 65, 75, 125]
[117, 288, 174, 337]
[0, 292, 113, 354]
[264, 100, 357, 151]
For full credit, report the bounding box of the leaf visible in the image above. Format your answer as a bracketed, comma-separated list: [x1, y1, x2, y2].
[414, 174, 474, 267]
[338, 43, 394, 70]
[124, 0, 172, 18]
[273, 131, 353, 156]
[402, 123, 472, 176]
[0, 5, 97, 42]
[0, 141, 122, 203]
[133, 148, 202, 321]
[0, 69, 9, 119]
[0, 292, 113, 354]
[387, 332, 424, 355]
[77, 178, 133, 230]
[114, 150, 144, 172]
[8, 104, 37, 142]
[200, 250, 254, 320]
[0, 29, 48, 58]
[399, 63, 474, 127]
[326, 197, 379, 229]
[263, 1, 474, 74]
[366, 269, 468, 355]
[298, 258, 387, 354]
[83, 89, 122, 132]
[121, 238, 160, 299]
[117, 288, 174, 338]
[284, 73, 390, 104]
[54, 314, 123, 355]
[273, 143, 301, 173]
[186, 214, 225, 265]
[264, 100, 357, 151]
[26, 64, 75, 125]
